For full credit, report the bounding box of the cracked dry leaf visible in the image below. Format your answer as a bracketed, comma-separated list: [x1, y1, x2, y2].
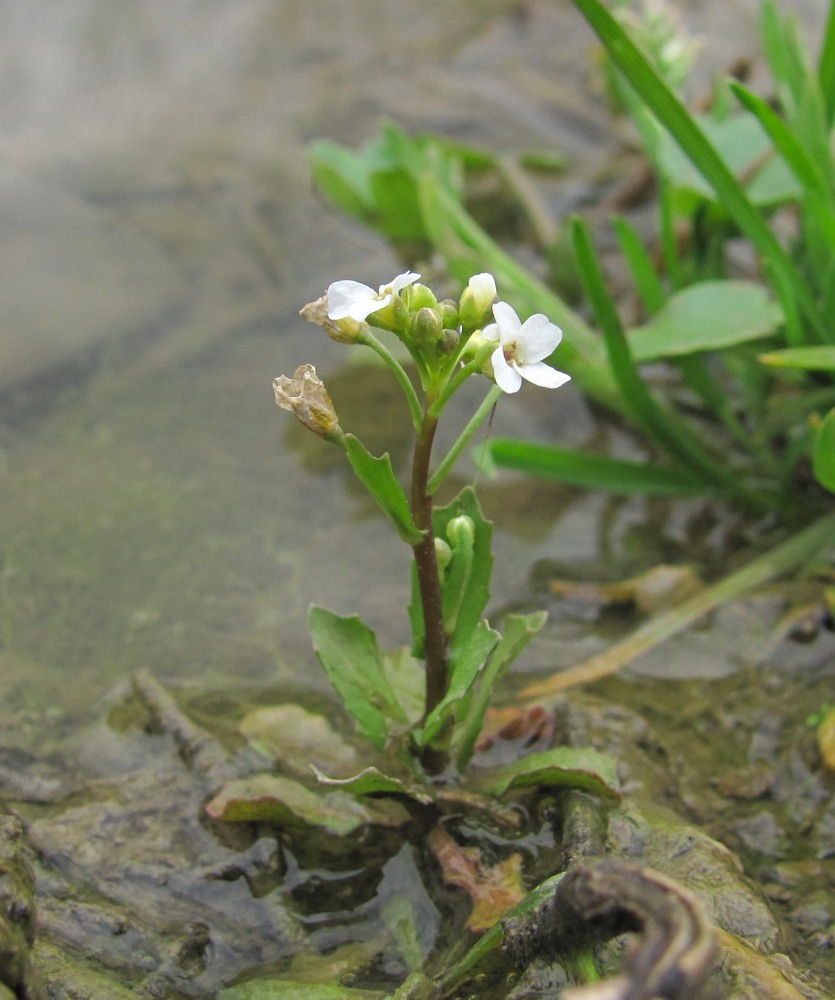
[428, 824, 524, 932]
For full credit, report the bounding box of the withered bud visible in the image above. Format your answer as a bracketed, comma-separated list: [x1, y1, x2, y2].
[300, 294, 363, 344]
[273, 364, 341, 438]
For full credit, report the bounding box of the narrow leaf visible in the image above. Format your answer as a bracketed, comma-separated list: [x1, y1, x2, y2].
[344, 434, 424, 545]
[487, 439, 709, 495]
[760, 346, 835, 371]
[570, 0, 827, 341]
[813, 408, 835, 493]
[220, 981, 384, 1000]
[309, 607, 407, 749]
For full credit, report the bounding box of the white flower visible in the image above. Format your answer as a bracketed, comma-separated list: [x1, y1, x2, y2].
[327, 271, 420, 323]
[484, 301, 571, 394]
[466, 272, 497, 312]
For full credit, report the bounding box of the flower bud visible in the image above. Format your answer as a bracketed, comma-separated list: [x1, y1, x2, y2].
[438, 329, 460, 355]
[412, 306, 444, 345]
[439, 299, 460, 330]
[273, 364, 341, 438]
[409, 283, 439, 312]
[446, 515, 475, 549]
[434, 538, 452, 575]
[459, 272, 497, 333]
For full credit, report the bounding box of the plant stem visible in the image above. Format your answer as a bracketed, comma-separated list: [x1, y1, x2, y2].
[428, 384, 503, 494]
[358, 328, 423, 431]
[410, 408, 449, 772]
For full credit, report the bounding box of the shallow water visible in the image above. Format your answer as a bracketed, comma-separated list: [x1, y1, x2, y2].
[2, 1, 834, 995]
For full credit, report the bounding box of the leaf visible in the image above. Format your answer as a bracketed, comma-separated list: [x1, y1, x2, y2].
[204, 774, 407, 834]
[309, 607, 407, 749]
[409, 486, 493, 658]
[759, 346, 835, 371]
[570, 0, 825, 341]
[311, 765, 434, 805]
[239, 704, 360, 779]
[813, 408, 835, 493]
[454, 611, 549, 772]
[486, 439, 709, 496]
[344, 434, 424, 545]
[415, 619, 499, 747]
[428, 825, 525, 932]
[219, 981, 384, 1000]
[473, 747, 620, 799]
[628, 281, 784, 361]
[308, 139, 374, 221]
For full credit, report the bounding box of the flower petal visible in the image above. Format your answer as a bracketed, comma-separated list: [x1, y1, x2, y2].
[467, 272, 497, 310]
[491, 301, 522, 344]
[517, 314, 562, 363]
[385, 271, 421, 295]
[519, 362, 572, 389]
[327, 280, 378, 321]
[491, 346, 523, 393]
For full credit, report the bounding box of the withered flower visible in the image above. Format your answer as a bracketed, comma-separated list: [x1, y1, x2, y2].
[273, 364, 342, 439]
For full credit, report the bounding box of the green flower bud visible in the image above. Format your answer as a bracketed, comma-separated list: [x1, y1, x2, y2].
[409, 283, 439, 312]
[434, 538, 452, 575]
[439, 299, 460, 330]
[459, 272, 497, 333]
[413, 306, 444, 344]
[446, 514, 475, 549]
[438, 329, 460, 355]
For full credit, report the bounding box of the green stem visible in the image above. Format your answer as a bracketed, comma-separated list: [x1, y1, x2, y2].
[358, 328, 423, 430]
[428, 360, 484, 419]
[428, 384, 503, 494]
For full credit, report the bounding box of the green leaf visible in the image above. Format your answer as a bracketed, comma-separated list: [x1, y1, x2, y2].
[416, 619, 499, 746]
[487, 439, 709, 495]
[628, 281, 784, 361]
[410, 486, 492, 657]
[308, 139, 374, 220]
[570, 0, 827, 342]
[309, 607, 407, 749]
[220, 981, 384, 1000]
[311, 765, 434, 805]
[759, 346, 835, 371]
[473, 747, 620, 799]
[204, 774, 407, 834]
[454, 611, 548, 772]
[434, 487, 493, 642]
[813, 408, 835, 493]
[344, 434, 424, 545]
[656, 111, 800, 209]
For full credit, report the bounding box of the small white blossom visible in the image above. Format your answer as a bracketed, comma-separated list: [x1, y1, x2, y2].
[327, 271, 420, 323]
[484, 301, 571, 394]
[467, 272, 497, 312]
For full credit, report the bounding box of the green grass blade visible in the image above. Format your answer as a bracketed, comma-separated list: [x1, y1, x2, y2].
[819, 0, 835, 125]
[612, 215, 666, 313]
[571, 216, 771, 510]
[486, 439, 710, 496]
[570, 0, 828, 342]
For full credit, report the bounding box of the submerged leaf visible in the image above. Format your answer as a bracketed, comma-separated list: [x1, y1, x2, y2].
[312, 765, 434, 805]
[205, 774, 407, 834]
[473, 747, 620, 799]
[220, 981, 384, 1000]
[239, 705, 359, 779]
[428, 825, 524, 932]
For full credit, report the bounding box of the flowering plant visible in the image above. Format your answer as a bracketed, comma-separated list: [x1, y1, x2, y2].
[273, 270, 619, 797]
